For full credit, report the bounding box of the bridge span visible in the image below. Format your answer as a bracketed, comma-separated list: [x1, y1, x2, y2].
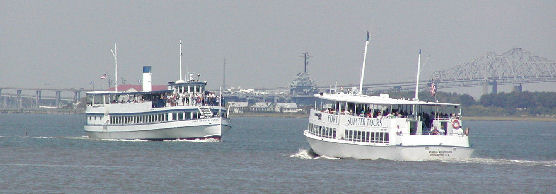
[317, 48, 556, 95]
[0, 87, 92, 110]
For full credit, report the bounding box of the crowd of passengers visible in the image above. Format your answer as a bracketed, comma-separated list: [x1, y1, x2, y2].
[321, 108, 459, 121]
[105, 91, 221, 107]
[163, 91, 220, 107]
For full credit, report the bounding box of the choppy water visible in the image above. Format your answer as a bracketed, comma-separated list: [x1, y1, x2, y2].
[0, 114, 555, 193]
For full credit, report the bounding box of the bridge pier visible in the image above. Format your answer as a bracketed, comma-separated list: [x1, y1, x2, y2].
[36, 90, 42, 108]
[55, 91, 61, 108]
[17, 90, 22, 109]
[73, 90, 81, 103]
[482, 80, 498, 95]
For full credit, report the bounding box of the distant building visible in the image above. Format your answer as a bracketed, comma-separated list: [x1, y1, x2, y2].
[227, 101, 303, 114]
[274, 103, 302, 113]
[227, 102, 249, 114]
[251, 102, 273, 112]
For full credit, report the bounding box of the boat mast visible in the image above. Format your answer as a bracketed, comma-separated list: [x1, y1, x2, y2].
[414, 49, 421, 100]
[111, 43, 118, 92]
[222, 58, 226, 90]
[359, 31, 370, 95]
[219, 86, 222, 117]
[179, 40, 184, 82]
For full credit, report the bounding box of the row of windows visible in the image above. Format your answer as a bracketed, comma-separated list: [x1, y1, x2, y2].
[88, 110, 207, 125]
[308, 123, 337, 139]
[345, 130, 389, 143]
[172, 111, 201, 121]
[109, 113, 168, 125]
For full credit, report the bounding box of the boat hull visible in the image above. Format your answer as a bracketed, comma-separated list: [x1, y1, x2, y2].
[306, 136, 473, 161]
[85, 118, 231, 141]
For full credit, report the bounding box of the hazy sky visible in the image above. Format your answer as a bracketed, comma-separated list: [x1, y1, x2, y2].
[1, 0, 555, 92]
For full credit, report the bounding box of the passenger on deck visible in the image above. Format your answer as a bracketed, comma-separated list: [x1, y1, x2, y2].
[432, 127, 439, 135]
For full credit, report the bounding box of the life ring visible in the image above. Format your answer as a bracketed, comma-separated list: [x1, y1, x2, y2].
[452, 119, 461, 129]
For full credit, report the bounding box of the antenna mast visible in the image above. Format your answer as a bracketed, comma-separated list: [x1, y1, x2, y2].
[179, 40, 183, 82]
[300, 52, 311, 73]
[359, 31, 370, 95]
[414, 49, 422, 100]
[223, 58, 226, 90]
[111, 43, 118, 92]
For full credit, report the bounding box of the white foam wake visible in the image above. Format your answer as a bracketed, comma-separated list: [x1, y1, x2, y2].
[444, 157, 556, 167]
[290, 149, 316, 159]
[99, 138, 149, 142]
[63, 136, 90, 140]
[31, 136, 56, 139]
[289, 149, 339, 160]
[163, 137, 221, 142]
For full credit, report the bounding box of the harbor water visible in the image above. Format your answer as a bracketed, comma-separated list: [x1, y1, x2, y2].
[0, 114, 555, 193]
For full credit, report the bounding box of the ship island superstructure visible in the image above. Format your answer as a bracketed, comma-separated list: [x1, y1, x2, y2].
[84, 41, 230, 140]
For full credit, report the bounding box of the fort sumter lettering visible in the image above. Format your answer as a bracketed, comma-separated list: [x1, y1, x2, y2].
[346, 117, 382, 127]
[327, 115, 339, 124]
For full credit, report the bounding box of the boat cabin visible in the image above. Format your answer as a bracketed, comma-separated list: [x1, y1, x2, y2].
[313, 93, 463, 137]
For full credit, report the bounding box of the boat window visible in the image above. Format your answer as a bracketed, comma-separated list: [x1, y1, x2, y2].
[365, 132, 370, 142]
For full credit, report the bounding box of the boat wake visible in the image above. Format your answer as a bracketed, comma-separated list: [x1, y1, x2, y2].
[99, 138, 149, 142]
[289, 149, 339, 160]
[31, 136, 56, 139]
[64, 136, 90, 140]
[442, 157, 556, 167]
[163, 137, 221, 142]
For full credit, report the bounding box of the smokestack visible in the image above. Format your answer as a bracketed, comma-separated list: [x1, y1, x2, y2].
[143, 66, 152, 92]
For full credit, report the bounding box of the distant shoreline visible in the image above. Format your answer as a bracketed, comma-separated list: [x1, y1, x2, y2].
[230, 112, 308, 118]
[0, 109, 83, 115]
[464, 116, 556, 122]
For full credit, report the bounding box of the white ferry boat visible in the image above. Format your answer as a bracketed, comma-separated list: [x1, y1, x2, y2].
[304, 33, 472, 161]
[84, 42, 231, 140]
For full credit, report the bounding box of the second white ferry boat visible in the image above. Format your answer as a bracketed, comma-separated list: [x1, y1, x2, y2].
[304, 33, 472, 161]
[84, 41, 231, 141]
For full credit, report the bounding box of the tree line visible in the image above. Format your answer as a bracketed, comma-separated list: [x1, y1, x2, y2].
[374, 90, 556, 116]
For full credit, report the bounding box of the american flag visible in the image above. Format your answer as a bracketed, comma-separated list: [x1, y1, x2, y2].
[100, 73, 106, 79]
[430, 82, 437, 96]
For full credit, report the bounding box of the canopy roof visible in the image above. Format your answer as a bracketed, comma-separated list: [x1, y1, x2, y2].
[315, 93, 460, 106]
[86, 89, 172, 95]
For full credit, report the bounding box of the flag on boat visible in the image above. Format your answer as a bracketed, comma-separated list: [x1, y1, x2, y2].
[100, 73, 107, 79]
[366, 31, 370, 41]
[430, 82, 437, 96]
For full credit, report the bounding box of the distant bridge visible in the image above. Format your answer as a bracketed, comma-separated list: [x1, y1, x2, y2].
[0, 87, 91, 110]
[317, 48, 556, 94]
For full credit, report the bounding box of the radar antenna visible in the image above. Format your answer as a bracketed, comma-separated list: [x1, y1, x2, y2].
[300, 52, 312, 73]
